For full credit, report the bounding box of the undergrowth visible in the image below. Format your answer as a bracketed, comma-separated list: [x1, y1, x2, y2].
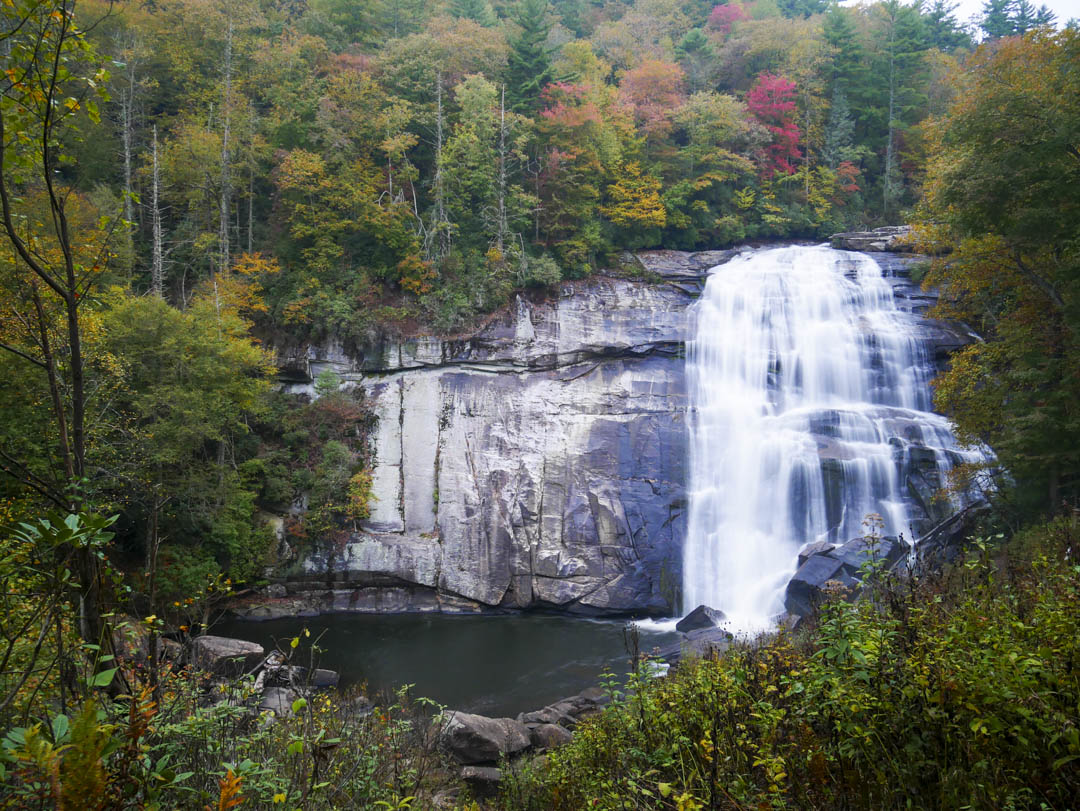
[2, 516, 1077, 809]
[504, 515, 1080, 810]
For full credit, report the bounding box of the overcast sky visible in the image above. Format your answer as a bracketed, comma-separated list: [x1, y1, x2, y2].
[948, 0, 1079, 28]
[842, 0, 1080, 30]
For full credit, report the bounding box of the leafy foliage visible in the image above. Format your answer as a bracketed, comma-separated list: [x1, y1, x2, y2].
[508, 521, 1080, 809]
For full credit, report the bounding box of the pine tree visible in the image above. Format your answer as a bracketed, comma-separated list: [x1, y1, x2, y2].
[875, 0, 929, 218]
[980, 0, 1017, 38]
[1011, 0, 1056, 32]
[505, 0, 558, 114]
[921, 0, 972, 51]
[777, 0, 830, 19]
[451, 0, 497, 27]
[823, 89, 858, 169]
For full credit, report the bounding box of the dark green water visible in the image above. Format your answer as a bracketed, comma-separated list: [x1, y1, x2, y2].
[214, 613, 678, 717]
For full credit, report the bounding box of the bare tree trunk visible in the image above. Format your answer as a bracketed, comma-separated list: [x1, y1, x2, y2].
[431, 70, 450, 259]
[218, 20, 233, 276]
[496, 85, 508, 253]
[151, 125, 164, 297]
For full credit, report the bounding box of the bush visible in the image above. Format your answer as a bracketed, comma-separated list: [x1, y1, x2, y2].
[512, 520, 1080, 809]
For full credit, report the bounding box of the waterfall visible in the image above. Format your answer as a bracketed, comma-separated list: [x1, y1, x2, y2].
[682, 245, 985, 630]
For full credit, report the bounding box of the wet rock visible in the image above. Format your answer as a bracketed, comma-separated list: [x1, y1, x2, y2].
[518, 688, 608, 730]
[915, 501, 991, 569]
[798, 540, 836, 568]
[529, 723, 573, 750]
[675, 604, 726, 633]
[191, 635, 265, 677]
[440, 711, 531, 765]
[786, 533, 910, 618]
[784, 555, 855, 618]
[829, 535, 905, 572]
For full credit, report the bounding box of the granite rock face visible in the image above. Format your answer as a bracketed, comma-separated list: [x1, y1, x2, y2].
[254, 247, 975, 619]
[276, 260, 717, 617]
[831, 225, 915, 253]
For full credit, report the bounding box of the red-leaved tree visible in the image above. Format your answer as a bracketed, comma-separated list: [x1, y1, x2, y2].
[707, 3, 749, 37]
[746, 72, 801, 179]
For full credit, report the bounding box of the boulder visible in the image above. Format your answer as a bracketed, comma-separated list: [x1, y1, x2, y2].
[311, 668, 340, 688]
[529, 723, 573, 750]
[440, 711, 531, 765]
[784, 554, 854, 618]
[830, 535, 905, 572]
[797, 540, 836, 568]
[191, 635, 265, 677]
[460, 766, 503, 799]
[518, 704, 576, 729]
[259, 687, 301, 717]
[683, 627, 733, 659]
[675, 604, 726, 633]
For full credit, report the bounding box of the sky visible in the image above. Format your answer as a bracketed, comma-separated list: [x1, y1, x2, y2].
[841, 0, 1080, 29]
[947, 0, 1080, 28]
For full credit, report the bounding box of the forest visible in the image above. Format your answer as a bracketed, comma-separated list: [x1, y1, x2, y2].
[1, 0, 1079, 807]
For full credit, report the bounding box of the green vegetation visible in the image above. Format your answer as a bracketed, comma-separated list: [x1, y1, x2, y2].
[914, 27, 1080, 518]
[505, 518, 1080, 809]
[2, 0, 1079, 808]
[31, 0, 986, 339]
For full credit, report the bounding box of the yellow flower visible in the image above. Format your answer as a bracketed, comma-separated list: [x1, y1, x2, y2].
[273, 793, 287, 804]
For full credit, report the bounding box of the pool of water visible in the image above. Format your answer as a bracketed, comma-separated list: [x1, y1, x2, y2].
[213, 613, 679, 717]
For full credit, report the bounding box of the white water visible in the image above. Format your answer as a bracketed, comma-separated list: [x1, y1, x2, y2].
[683, 245, 985, 631]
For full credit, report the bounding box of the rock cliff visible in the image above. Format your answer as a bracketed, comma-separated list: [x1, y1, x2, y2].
[238, 246, 974, 620]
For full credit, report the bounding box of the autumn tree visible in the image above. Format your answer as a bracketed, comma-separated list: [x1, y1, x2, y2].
[746, 72, 801, 178]
[0, 0, 116, 649]
[915, 28, 1080, 513]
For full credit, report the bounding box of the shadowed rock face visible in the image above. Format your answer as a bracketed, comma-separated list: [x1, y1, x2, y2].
[256, 248, 975, 619]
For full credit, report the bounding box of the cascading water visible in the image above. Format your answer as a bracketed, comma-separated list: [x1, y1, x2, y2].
[683, 245, 986, 631]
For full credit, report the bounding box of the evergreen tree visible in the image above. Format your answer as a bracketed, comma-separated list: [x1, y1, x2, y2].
[451, 0, 498, 27]
[505, 0, 558, 114]
[777, 0, 830, 19]
[1012, 0, 1056, 32]
[822, 89, 857, 168]
[921, 0, 972, 51]
[823, 5, 875, 146]
[980, 0, 1017, 38]
[675, 28, 716, 92]
[823, 7, 869, 96]
[874, 0, 929, 218]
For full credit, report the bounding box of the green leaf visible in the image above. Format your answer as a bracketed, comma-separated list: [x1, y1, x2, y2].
[50, 715, 69, 743]
[291, 697, 307, 714]
[89, 667, 117, 688]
